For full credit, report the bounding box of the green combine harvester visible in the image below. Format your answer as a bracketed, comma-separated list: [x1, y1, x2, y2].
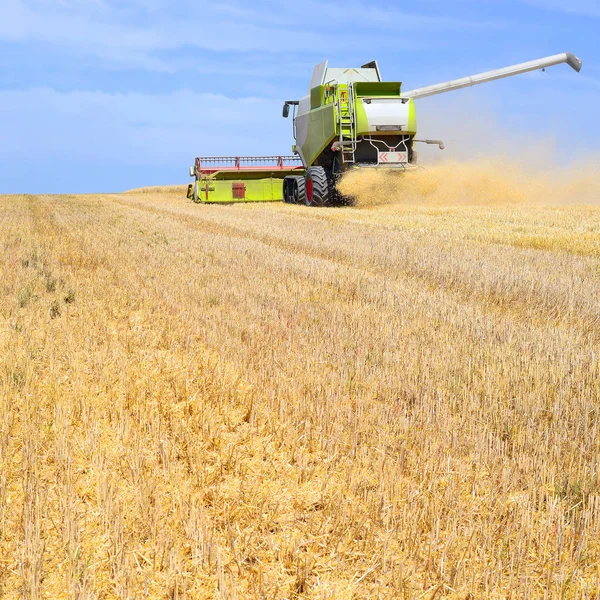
[187, 52, 582, 206]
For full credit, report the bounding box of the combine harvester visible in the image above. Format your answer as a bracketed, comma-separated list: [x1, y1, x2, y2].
[188, 52, 582, 206]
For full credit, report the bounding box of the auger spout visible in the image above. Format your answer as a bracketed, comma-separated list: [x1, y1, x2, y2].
[402, 52, 582, 100]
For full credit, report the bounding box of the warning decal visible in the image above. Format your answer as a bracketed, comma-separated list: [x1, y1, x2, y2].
[378, 151, 408, 164]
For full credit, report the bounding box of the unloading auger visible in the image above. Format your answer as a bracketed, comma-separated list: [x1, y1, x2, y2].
[188, 53, 582, 205]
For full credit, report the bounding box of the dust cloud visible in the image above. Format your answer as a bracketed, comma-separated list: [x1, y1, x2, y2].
[337, 157, 600, 208]
[338, 95, 599, 208]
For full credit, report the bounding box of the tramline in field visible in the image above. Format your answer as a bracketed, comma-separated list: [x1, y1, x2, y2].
[187, 52, 582, 206]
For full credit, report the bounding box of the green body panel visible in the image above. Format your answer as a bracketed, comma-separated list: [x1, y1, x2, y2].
[407, 98, 417, 135]
[311, 85, 326, 109]
[303, 103, 337, 167]
[189, 169, 303, 203]
[354, 81, 402, 97]
[354, 99, 369, 135]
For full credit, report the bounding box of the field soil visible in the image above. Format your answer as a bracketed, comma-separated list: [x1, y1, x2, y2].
[1, 190, 600, 598]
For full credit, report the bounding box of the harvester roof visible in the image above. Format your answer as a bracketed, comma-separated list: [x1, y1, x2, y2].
[310, 60, 384, 88]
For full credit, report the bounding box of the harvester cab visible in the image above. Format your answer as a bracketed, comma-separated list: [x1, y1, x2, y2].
[188, 52, 581, 206]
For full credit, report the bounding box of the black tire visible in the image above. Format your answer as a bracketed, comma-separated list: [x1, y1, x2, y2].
[293, 176, 307, 205]
[282, 177, 293, 203]
[304, 166, 330, 207]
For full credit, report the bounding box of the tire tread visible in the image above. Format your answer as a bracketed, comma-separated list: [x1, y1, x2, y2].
[305, 166, 330, 207]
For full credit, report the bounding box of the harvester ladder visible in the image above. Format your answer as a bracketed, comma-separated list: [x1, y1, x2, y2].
[336, 83, 357, 164]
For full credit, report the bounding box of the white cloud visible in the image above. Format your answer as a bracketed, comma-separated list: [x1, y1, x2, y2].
[0, 0, 502, 72]
[211, 0, 503, 31]
[0, 0, 324, 68]
[0, 88, 292, 165]
[522, 0, 600, 16]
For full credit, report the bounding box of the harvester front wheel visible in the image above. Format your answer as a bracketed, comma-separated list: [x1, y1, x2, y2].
[305, 167, 330, 207]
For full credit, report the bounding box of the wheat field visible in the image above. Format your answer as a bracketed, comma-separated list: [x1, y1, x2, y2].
[1, 174, 600, 598]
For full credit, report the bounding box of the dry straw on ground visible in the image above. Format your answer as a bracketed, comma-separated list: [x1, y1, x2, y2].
[1, 165, 600, 598]
[125, 184, 189, 195]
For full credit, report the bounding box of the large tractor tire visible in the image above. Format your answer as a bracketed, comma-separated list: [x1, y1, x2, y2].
[305, 166, 330, 207]
[293, 176, 307, 205]
[283, 176, 306, 204]
[282, 177, 294, 203]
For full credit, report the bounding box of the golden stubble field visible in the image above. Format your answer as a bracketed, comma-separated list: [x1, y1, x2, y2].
[1, 168, 600, 598]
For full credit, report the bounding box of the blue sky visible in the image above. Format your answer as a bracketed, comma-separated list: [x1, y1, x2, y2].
[0, 0, 598, 193]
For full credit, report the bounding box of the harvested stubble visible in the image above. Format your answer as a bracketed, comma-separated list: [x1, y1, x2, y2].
[1, 188, 600, 599]
[124, 184, 189, 195]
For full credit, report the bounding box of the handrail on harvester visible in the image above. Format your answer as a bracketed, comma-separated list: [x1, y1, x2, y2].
[194, 155, 303, 175]
[401, 52, 582, 100]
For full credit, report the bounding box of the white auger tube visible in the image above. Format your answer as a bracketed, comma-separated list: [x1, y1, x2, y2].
[402, 52, 582, 100]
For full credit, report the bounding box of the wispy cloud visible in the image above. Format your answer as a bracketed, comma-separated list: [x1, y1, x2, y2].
[521, 0, 600, 17]
[0, 0, 503, 73]
[0, 87, 291, 164]
[214, 0, 503, 31]
[0, 0, 325, 70]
